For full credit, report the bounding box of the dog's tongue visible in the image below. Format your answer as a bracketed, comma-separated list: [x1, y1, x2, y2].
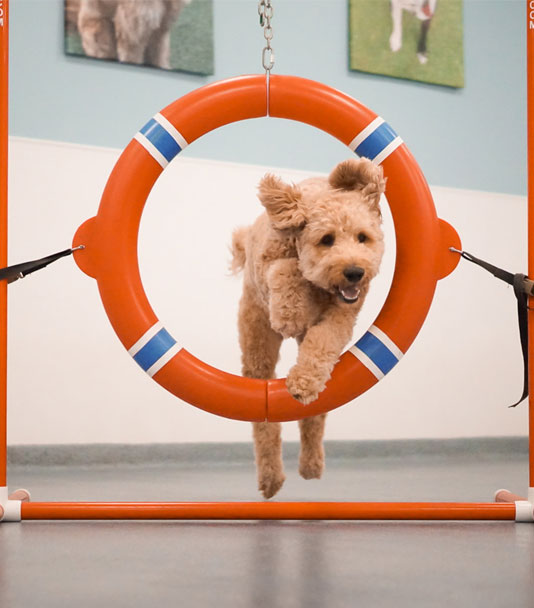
[341, 286, 360, 301]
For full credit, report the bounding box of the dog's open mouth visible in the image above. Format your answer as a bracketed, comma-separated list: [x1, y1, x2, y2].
[336, 285, 361, 304]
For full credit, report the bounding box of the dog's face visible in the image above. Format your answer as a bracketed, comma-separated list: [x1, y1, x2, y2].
[258, 158, 385, 305]
[296, 187, 384, 304]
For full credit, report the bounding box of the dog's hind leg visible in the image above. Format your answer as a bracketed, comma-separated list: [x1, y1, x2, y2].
[252, 421, 285, 499]
[298, 414, 327, 480]
[239, 285, 282, 381]
[238, 285, 285, 499]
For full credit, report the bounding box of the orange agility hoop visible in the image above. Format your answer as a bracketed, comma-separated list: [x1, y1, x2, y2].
[73, 74, 461, 424]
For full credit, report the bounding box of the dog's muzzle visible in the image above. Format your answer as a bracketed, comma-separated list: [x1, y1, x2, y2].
[336, 285, 361, 303]
[336, 266, 364, 303]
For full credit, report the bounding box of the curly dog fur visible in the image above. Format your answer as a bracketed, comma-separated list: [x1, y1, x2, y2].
[76, 0, 190, 69]
[232, 158, 386, 498]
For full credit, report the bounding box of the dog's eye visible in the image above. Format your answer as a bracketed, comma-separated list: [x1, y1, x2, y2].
[319, 234, 335, 247]
[358, 232, 368, 243]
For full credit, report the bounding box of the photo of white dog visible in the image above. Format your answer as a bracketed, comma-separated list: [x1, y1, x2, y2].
[349, 0, 463, 88]
[389, 0, 437, 64]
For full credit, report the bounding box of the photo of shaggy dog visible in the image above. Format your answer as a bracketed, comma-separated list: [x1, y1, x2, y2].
[231, 158, 386, 498]
[76, 0, 191, 69]
[389, 0, 437, 64]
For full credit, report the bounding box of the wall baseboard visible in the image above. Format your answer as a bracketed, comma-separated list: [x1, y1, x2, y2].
[7, 437, 528, 467]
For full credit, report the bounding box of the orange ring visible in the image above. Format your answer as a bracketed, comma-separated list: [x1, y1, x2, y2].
[73, 75, 461, 423]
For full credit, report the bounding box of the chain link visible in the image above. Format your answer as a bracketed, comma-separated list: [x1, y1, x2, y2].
[258, 0, 274, 72]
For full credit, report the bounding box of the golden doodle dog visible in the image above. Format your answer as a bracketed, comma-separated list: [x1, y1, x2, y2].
[232, 158, 386, 498]
[77, 0, 190, 69]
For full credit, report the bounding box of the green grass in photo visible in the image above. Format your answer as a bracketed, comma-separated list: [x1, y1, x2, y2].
[349, 0, 464, 88]
[170, 0, 213, 75]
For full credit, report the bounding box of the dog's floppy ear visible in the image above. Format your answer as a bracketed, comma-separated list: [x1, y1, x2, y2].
[328, 158, 386, 211]
[258, 174, 306, 231]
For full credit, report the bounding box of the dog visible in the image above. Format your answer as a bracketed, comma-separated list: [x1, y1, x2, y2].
[389, 0, 437, 64]
[76, 0, 191, 69]
[231, 158, 386, 499]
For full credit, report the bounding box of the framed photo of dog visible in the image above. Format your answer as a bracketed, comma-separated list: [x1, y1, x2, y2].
[64, 0, 214, 76]
[349, 0, 464, 88]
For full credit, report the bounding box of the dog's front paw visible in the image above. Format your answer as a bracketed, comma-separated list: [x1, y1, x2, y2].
[270, 318, 303, 339]
[286, 366, 326, 405]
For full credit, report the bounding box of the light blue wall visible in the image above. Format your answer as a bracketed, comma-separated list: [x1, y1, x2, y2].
[10, 0, 528, 194]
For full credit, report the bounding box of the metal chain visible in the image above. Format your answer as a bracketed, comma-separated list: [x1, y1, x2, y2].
[258, 0, 274, 72]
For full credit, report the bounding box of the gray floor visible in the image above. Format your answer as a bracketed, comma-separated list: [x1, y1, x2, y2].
[1, 439, 533, 607]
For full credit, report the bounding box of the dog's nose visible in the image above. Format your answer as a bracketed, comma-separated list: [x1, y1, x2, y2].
[343, 266, 364, 283]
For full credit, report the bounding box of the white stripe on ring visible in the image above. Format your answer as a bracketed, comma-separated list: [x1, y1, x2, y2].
[134, 133, 169, 169]
[368, 325, 404, 360]
[128, 321, 164, 357]
[348, 345, 385, 380]
[348, 117, 385, 152]
[153, 113, 189, 151]
[372, 137, 404, 165]
[146, 342, 182, 377]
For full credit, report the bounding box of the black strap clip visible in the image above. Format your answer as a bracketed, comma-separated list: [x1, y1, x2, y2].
[0, 246, 84, 284]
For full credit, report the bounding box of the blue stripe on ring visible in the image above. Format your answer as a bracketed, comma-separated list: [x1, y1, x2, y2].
[133, 328, 177, 372]
[354, 331, 399, 376]
[355, 122, 398, 161]
[139, 118, 182, 162]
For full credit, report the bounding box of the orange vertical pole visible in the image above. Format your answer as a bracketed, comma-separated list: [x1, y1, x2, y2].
[0, 0, 7, 489]
[528, 0, 534, 493]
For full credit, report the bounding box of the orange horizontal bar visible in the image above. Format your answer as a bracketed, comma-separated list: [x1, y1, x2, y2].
[21, 501, 516, 521]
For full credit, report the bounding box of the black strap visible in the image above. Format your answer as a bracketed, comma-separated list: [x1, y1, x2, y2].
[456, 250, 529, 408]
[512, 273, 529, 407]
[0, 247, 80, 284]
[457, 250, 516, 286]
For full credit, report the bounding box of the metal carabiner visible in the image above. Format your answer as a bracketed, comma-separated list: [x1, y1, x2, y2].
[262, 46, 275, 71]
